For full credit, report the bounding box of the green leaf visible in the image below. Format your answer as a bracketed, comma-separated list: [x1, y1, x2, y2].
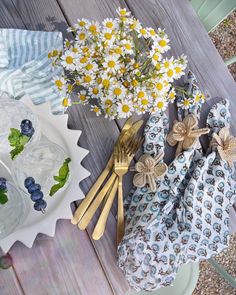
[0, 190, 8, 205]
[49, 158, 71, 197]
[19, 135, 29, 146]
[53, 176, 63, 182]
[49, 182, 64, 196]
[10, 145, 24, 160]
[58, 158, 71, 179]
[8, 128, 21, 147]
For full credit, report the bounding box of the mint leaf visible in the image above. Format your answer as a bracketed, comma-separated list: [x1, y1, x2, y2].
[19, 135, 29, 146]
[8, 128, 21, 147]
[50, 158, 71, 197]
[49, 182, 64, 196]
[58, 158, 71, 179]
[0, 190, 8, 205]
[10, 145, 24, 160]
[8, 128, 30, 159]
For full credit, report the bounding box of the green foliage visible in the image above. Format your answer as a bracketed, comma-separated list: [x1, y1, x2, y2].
[0, 189, 8, 205]
[50, 158, 71, 196]
[8, 128, 29, 159]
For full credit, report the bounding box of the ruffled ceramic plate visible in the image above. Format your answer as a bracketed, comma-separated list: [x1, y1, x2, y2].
[0, 95, 90, 253]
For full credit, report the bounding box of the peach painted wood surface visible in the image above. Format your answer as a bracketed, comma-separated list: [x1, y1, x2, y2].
[0, 0, 236, 294]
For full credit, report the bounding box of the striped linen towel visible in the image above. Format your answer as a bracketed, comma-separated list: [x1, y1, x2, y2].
[0, 29, 65, 114]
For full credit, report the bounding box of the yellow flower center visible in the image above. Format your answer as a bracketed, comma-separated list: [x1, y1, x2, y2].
[106, 22, 113, 28]
[62, 98, 69, 107]
[157, 101, 164, 109]
[159, 39, 167, 47]
[114, 88, 122, 96]
[89, 25, 97, 32]
[120, 67, 126, 74]
[91, 88, 98, 95]
[80, 94, 86, 101]
[65, 40, 70, 47]
[122, 105, 130, 113]
[141, 99, 149, 106]
[108, 60, 116, 68]
[133, 63, 139, 69]
[120, 9, 127, 16]
[52, 50, 58, 57]
[137, 91, 145, 98]
[140, 28, 147, 35]
[84, 75, 92, 83]
[93, 106, 99, 113]
[155, 63, 161, 70]
[114, 47, 122, 54]
[80, 57, 87, 64]
[164, 61, 169, 68]
[125, 43, 131, 50]
[123, 81, 130, 87]
[66, 56, 74, 64]
[151, 92, 157, 98]
[104, 32, 112, 40]
[167, 69, 174, 77]
[175, 66, 181, 73]
[97, 77, 102, 84]
[79, 33, 86, 40]
[67, 84, 73, 92]
[169, 92, 175, 99]
[149, 29, 156, 36]
[55, 80, 63, 88]
[86, 64, 93, 71]
[183, 100, 190, 106]
[131, 80, 138, 87]
[105, 99, 112, 107]
[195, 95, 200, 102]
[156, 83, 163, 91]
[78, 20, 86, 27]
[102, 79, 110, 88]
[153, 54, 159, 61]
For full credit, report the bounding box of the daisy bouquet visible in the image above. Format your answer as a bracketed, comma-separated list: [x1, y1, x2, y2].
[48, 8, 188, 119]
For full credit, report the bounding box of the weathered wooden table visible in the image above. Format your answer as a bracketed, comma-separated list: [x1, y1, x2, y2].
[0, 1, 236, 294]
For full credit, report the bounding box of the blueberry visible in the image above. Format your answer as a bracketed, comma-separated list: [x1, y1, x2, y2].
[34, 199, 47, 212]
[28, 183, 41, 194]
[20, 119, 32, 129]
[0, 177, 6, 191]
[24, 177, 35, 189]
[20, 120, 34, 138]
[31, 190, 43, 202]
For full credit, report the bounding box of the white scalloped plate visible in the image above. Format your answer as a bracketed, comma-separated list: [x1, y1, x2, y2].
[0, 95, 90, 253]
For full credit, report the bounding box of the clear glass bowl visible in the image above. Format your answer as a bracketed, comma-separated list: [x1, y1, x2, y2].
[0, 180, 29, 240]
[0, 92, 41, 154]
[12, 139, 71, 197]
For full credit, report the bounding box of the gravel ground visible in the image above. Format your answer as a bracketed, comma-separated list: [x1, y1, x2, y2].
[193, 11, 236, 295]
[209, 10, 236, 81]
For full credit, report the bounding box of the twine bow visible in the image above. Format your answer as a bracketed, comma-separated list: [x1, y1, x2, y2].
[167, 114, 210, 156]
[211, 126, 236, 167]
[131, 152, 167, 192]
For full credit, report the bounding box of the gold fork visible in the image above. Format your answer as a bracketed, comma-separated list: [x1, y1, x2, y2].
[91, 137, 143, 240]
[71, 119, 143, 225]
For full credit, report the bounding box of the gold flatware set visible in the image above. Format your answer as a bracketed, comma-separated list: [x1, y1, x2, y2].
[71, 118, 143, 244]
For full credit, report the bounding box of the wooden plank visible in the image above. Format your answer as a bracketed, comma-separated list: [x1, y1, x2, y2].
[0, 267, 24, 295]
[10, 220, 113, 295]
[0, 0, 25, 29]
[0, 0, 120, 294]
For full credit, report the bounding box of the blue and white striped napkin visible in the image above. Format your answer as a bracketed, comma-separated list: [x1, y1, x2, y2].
[0, 29, 64, 114]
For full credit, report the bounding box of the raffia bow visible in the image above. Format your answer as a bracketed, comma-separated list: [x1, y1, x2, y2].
[167, 114, 210, 156]
[211, 126, 236, 167]
[131, 152, 167, 192]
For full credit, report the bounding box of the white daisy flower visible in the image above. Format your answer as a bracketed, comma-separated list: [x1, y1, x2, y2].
[154, 79, 170, 94]
[193, 90, 205, 104]
[91, 105, 102, 116]
[76, 31, 88, 43]
[52, 76, 67, 91]
[88, 86, 100, 98]
[87, 21, 100, 36]
[103, 55, 120, 73]
[128, 18, 142, 31]
[84, 62, 98, 73]
[101, 29, 116, 45]
[152, 97, 168, 112]
[178, 97, 194, 110]
[168, 89, 176, 103]
[153, 32, 170, 53]
[173, 62, 186, 79]
[61, 51, 77, 71]
[117, 99, 133, 118]
[75, 18, 88, 29]
[149, 50, 162, 65]
[110, 84, 126, 98]
[137, 27, 149, 38]
[117, 7, 131, 18]
[121, 40, 134, 54]
[102, 18, 117, 31]
[78, 90, 89, 104]
[62, 97, 71, 107]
